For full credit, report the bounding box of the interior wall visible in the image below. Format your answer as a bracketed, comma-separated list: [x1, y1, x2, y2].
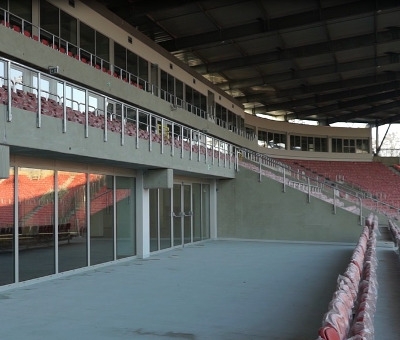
[217, 166, 363, 243]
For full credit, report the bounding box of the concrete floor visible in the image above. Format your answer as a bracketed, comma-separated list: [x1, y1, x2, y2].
[0, 239, 398, 339]
[0, 239, 362, 340]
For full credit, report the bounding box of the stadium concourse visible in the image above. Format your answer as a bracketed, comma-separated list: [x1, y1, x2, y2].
[2, 1, 400, 339]
[0, 223, 398, 340]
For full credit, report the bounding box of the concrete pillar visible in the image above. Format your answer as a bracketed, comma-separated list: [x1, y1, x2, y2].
[136, 170, 150, 259]
[0, 145, 10, 179]
[210, 179, 218, 239]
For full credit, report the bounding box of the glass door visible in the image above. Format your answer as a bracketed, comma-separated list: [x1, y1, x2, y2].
[172, 183, 192, 247]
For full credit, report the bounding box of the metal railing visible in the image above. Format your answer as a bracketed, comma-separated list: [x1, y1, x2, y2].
[0, 56, 237, 172]
[238, 149, 400, 223]
[0, 7, 249, 140]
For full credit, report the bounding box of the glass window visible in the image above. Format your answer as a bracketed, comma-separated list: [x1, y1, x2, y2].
[18, 167, 55, 281]
[116, 176, 135, 259]
[192, 183, 201, 242]
[9, 0, 31, 32]
[138, 56, 148, 81]
[0, 167, 15, 285]
[149, 189, 159, 252]
[96, 31, 109, 63]
[201, 184, 210, 240]
[127, 50, 138, 78]
[80, 22, 95, 55]
[114, 42, 126, 77]
[40, 1, 59, 37]
[60, 10, 77, 54]
[89, 174, 114, 265]
[58, 171, 87, 273]
[10, 0, 31, 21]
[159, 188, 171, 250]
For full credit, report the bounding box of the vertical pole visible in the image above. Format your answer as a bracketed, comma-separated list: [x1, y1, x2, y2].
[135, 108, 139, 149]
[54, 171, 59, 274]
[283, 168, 286, 193]
[86, 173, 91, 266]
[6, 60, 12, 122]
[14, 167, 19, 283]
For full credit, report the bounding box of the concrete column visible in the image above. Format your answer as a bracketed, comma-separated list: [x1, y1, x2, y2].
[0, 145, 10, 179]
[210, 179, 218, 239]
[136, 170, 150, 259]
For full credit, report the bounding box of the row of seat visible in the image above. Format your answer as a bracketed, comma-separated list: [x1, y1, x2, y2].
[317, 214, 378, 340]
[280, 159, 400, 218]
[0, 223, 74, 250]
[388, 220, 400, 247]
[1, 85, 232, 161]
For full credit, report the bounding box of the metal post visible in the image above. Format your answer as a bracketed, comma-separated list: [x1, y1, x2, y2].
[6, 60, 11, 122]
[333, 187, 337, 214]
[104, 97, 108, 142]
[283, 168, 286, 193]
[121, 104, 125, 146]
[135, 108, 139, 148]
[308, 177, 311, 203]
[85, 89, 89, 138]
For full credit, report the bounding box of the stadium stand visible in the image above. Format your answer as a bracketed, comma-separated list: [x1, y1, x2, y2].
[316, 214, 378, 340]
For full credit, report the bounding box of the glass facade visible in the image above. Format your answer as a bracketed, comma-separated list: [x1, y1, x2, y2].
[58, 171, 87, 273]
[332, 138, 369, 153]
[0, 164, 212, 286]
[149, 183, 210, 252]
[0, 167, 15, 286]
[18, 167, 55, 281]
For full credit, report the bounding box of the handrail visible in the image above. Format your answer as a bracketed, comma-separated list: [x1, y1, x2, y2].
[239, 148, 400, 220]
[0, 56, 238, 172]
[0, 6, 250, 140]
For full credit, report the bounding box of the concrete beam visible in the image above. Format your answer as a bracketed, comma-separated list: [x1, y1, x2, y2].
[143, 168, 173, 189]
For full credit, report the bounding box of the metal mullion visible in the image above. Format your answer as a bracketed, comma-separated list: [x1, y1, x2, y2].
[104, 97, 108, 142]
[197, 132, 200, 162]
[180, 126, 183, 159]
[149, 114, 152, 152]
[85, 89, 89, 138]
[37, 73, 42, 128]
[136, 108, 139, 149]
[113, 176, 117, 261]
[161, 118, 164, 154]
[54, 171, 59, 274]
[14, 167, 19, 283]
[157, 189, 160, 251]
[190, 129, 193, 161]
[121, 104, 125, 146]
[62, 81, 66, 133]
[86, 173, 91, 267]
[205, 135, 207, 164]
[171, 122, 175, 157]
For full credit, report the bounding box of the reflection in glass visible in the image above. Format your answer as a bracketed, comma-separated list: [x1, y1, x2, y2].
[202, 184, 210, 240]
[116, 176, 135, 259]
[183, 184, 191, 244]
[89, 174, 114, 265]
[0, 167, 15, 285]
[149, 189, 159, 252]
[173, 184, 182, 247]
[192, 183, 201, 242]
[18, 168, 55, 281]
[58, 171, 87, 273]
[159, 188, 171, 250]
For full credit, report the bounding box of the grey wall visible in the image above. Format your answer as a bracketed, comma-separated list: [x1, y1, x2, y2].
[0, 106, 235, 179]
[217, 166, 363, 243]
